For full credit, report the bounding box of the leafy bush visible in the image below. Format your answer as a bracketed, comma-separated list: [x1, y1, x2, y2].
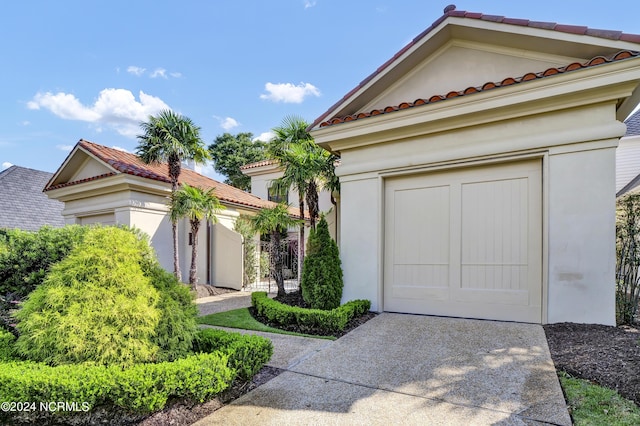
[0, 225, 89, 298]
[251, 291, 370, 333]
[193, 328, 273, 381]
[15, 227, 162, 366]
[616, 193, 640, 325]
[0, 329, 15, 361]
[301, 216, 343, 310]
[0, 352, 233, 418]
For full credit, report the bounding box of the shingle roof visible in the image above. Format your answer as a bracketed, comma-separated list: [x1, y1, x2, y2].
[45, 140, 306, 218]
[318, 50, 640, 127]
[311, 5, 640, 130]
[0, 166, 65, 231]
[625, 110, 640, 137]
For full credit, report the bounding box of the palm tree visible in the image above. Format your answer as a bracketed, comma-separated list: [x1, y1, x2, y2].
[248, 204, 301, 297]
[170, 184, 222, 289]
[137, 109, 210, 282]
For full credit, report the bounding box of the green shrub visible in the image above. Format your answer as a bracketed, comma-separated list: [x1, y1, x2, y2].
[0, 329, 15, 361]
[0, 225, 89, 298]
[14, 227, 161, 366]
[193, 328, 273, 381]
[251, 291, 370, 333]
[0, 352, 233, 417]
[301, 216, 343, 310]
[616, 193, 640, 325]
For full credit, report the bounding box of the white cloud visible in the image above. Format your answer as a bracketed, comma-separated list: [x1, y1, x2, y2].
[127, 66, 146, 76]
[2, 162, 13, 170]
[28, 89, 170, 138]
[20, 120, 30, 126]
[111, 146, 129, 152]
[150, 68, 167, 79]
[304, 0, 316, 8]
[214, 116, 240, 131]
[260, 82, 320, 103]
[170, 72, 182, 78]
[254, 131, 275, 142]
[56, 144, 74, 152]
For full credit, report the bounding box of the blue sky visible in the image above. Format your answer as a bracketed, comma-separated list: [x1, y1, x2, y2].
[1, 1, 639, 181]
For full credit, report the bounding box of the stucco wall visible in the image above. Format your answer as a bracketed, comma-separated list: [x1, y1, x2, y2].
[334, 102, 622, 325]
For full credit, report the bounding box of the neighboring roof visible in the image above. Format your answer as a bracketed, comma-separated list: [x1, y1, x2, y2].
[625, 110, 640, 137]
[311, 5, 640, 130]
[45, 140, 306, 218]
[0, 166, 65, 231]
[239, 159, 278, 170]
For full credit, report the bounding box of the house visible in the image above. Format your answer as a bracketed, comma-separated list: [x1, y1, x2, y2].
[309, 6, 640, 325]
[44, 139, 301, 289]
[616, 110, 640, 196]
[240, 159, 338, 240]
[0, 165, 65, 231]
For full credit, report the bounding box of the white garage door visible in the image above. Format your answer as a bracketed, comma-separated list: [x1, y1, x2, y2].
[384, 159, 542, 323]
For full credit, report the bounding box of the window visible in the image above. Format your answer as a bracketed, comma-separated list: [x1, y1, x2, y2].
[268, 185, 288, 204]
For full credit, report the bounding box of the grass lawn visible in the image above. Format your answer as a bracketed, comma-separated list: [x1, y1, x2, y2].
[559, 372, 640, 425]
[197, 308, 335, 340]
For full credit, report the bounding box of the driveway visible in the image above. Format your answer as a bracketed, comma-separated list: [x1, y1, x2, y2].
[194, 313, 571, 425]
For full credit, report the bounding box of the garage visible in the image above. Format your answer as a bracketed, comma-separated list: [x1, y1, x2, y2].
[384, 159, 542, 323]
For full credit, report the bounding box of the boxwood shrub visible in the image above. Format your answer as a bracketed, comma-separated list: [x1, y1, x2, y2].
[0, 329, 15, 361]
[0, 330, 273, 423]
[193, 328, 273, 382]
[251, 291, 370, 333]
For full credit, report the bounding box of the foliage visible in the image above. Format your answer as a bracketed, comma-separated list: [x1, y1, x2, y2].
[249, 204, 301, 297]
[251, 291, 370, 334]
[234, 215, 258, 286]
[615, 193, 640, 325]
[0, 353, 233, 420]
[137, 109, 210, 281]
[14, 227, 161, 366]
[559, 371, 640, 425]
[0, 225, 89, 298]
[193, 328, 273, 382]
[301, 216, 343, 310]
[0, 329, 15, 361]
[197, 308, 333, 339]
[208, 132, 268, 191]
[170, 184, 222, 287]
[145, 264, 199, 362]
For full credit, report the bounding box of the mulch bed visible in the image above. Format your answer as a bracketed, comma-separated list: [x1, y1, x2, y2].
[544, 322, 640, 406]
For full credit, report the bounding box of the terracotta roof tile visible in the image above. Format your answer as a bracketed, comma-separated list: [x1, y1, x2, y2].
[310, 6, 640, 130]
[239, 159, 278, 170]
[45, 140, 306, 218]
[318, 50, 640, 128]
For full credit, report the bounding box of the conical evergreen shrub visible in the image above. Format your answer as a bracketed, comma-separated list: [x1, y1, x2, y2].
[301, 217, 343, 310]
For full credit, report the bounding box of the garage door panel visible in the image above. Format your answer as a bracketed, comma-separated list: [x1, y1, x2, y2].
[384, 159, 542, 323]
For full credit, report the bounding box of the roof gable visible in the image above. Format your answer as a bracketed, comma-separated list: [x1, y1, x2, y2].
[311, 6, 640, 131]
[46, 140, 303, 216]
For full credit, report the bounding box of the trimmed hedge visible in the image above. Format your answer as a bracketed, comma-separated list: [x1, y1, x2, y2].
[0, 330, 273, 422]
[251, 291, 370, 333]
[0, 329, 15, 361]
[193, 328, 273, 382]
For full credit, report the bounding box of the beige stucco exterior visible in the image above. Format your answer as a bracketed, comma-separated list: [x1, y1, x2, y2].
[47, 152, 254, 289]
[311, 15, 640, 325]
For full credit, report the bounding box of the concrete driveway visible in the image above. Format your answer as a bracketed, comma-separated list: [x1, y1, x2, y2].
[194, 313, 571, 425]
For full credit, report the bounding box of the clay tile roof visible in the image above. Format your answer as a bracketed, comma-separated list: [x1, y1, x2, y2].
[317, 49, 640, 128]
[45, 140, 306, 218]
[311, 6, 640, 130]
[239, 159, 279, 170]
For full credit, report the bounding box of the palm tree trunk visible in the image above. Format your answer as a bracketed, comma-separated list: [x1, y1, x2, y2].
[189, 219, 200, 290]
[172, 220, 181, 282]
[298, 196, 304, 290]
[306, 180, 319, 230]
[272, 230, 285, 297]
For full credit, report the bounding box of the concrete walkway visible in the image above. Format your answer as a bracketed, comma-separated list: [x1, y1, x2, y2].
[193, 309, 571, 425]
